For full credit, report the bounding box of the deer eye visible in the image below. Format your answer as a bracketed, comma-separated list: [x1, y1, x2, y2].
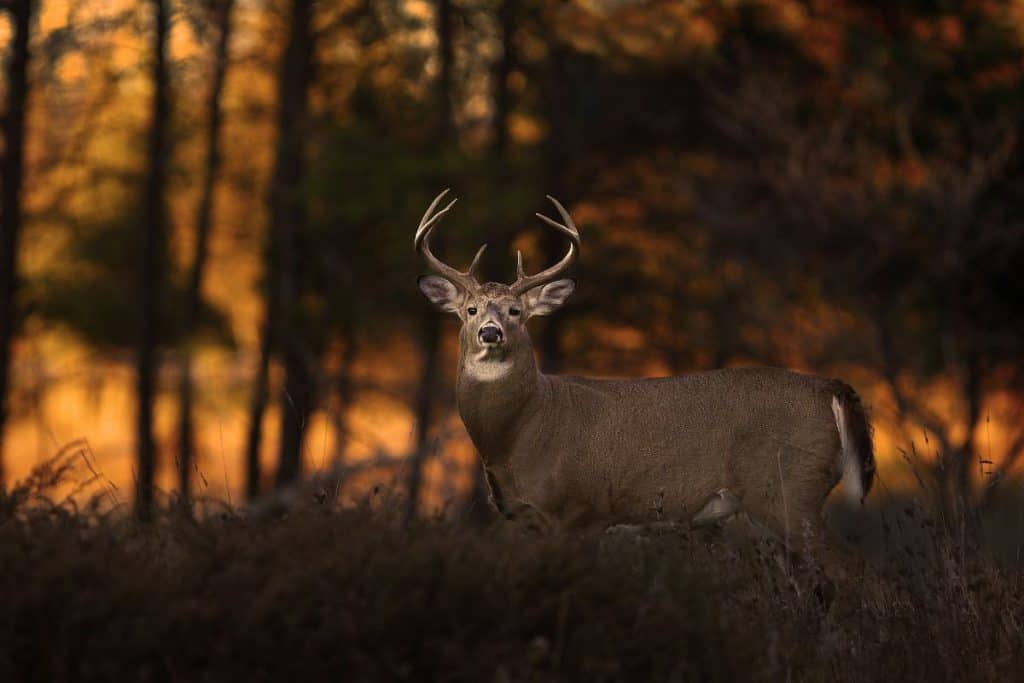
[467, 307, 477, 316]
[509, 307, 521, 316]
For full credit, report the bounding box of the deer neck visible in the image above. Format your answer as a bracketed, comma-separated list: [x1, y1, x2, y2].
[456, 341, 544, 466]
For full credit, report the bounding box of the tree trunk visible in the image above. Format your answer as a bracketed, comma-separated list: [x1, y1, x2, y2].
[135, 0, 171, 521]
[270, 0, 315, 489]
[537, 38, 570, 373]
[949, 348, 983, 536]
[405, 312, 440, 521]
[244, 313, 273, 500]
[481, 0, 517, 283]
[0, 0, 34, 488]
[436, 0, 454, 139]
[405, 0, 455, 522]
[177, 0, 234, 505]
[276, 343, 314, 487]
[330, 329, 357, 465]
[491, 0, 514, 156]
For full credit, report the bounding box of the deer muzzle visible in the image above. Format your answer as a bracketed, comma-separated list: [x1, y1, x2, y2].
[478, 324, 504, 346]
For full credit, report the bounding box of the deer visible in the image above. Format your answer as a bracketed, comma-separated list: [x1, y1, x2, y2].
[415, 189, 875, 572]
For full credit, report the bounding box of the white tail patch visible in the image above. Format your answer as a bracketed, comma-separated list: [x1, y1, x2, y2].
[832, 396, 863, 502]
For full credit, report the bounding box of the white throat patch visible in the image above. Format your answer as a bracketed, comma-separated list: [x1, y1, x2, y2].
[464, 354, 514, 382]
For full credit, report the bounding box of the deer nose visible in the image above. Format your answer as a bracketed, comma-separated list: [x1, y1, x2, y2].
[479, 324, 504, 345]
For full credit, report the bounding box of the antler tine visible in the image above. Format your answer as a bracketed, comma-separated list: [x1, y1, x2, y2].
[537, 194, 580, 240]
[510, 195, 581, 295]
[414, 189, 483, 292]
[467, 243, 487, 279]
[414, 188, 456, 249]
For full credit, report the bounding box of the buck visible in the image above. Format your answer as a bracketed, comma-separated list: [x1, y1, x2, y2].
[415, 190, 875, 565]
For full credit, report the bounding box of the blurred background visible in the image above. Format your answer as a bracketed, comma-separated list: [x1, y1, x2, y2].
[1, 0, 1023, 523]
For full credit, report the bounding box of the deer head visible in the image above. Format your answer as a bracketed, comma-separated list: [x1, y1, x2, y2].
[415, 189, 579, 381]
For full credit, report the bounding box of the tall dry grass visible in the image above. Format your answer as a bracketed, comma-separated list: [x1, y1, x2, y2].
[1, 447, 1022, 681]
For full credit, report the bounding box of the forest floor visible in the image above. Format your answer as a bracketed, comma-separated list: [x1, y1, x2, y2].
[2, 452, 1023, 682]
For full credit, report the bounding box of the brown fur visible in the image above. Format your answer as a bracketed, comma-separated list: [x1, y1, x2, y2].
[419, 274, 877, 570]
[417, 195, 875, 570]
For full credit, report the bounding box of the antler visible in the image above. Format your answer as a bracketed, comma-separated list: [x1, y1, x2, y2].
[510, 195, 580, 295]
[414, 189, 485, 292]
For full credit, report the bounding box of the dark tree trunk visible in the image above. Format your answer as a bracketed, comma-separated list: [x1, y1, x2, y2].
[276, 343, 315, 487]
[135, 0, 171, 521]
[436, 0, 454, 139]
[481, 0, 517, 283]
[271, 0, 315, 489]
[177, 0, 234, 504]
[331, 328, 357, 465]
[405, 0, 456, 522]
[950, 347, 983, 533]
[244, 313, 273, 500]
[406, 312, 440, 521]
[537, 39, 570, 373]
[491, 0, 514, 156]
[0, 0, 34, 488]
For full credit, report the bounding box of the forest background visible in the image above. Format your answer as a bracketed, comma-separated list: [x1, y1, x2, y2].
[2, 0, 1024, 526]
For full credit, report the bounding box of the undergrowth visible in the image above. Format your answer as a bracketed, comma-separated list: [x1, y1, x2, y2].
[1, 451, 1022, 682]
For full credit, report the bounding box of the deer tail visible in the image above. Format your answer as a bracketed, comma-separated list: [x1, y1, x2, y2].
[831, 385, 875, 503]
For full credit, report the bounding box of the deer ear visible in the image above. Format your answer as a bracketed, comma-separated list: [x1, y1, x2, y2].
[418, 275, 462, 315]
[525, 279, 575, 318]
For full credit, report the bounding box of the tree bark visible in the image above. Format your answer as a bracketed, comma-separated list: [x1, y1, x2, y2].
[405, 312, 440, 521]
[135, 0, 171, 521]
[405, 0, 455, 522]
[270, 0, 315, 489]
[0, 0, 34, 488]
[481, 0, 517, 283]
[436, 0, 454, 140]
[950, 347, 983, 531]
[491, 0, 514, 156]
[177, 0, 234, 505]
[330, 327, 357, 465]
[537, 38, 570, 373]
[244, 313, 272, 500]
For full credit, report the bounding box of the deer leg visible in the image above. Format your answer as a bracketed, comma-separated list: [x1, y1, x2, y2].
[783, 492, 869, 591]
